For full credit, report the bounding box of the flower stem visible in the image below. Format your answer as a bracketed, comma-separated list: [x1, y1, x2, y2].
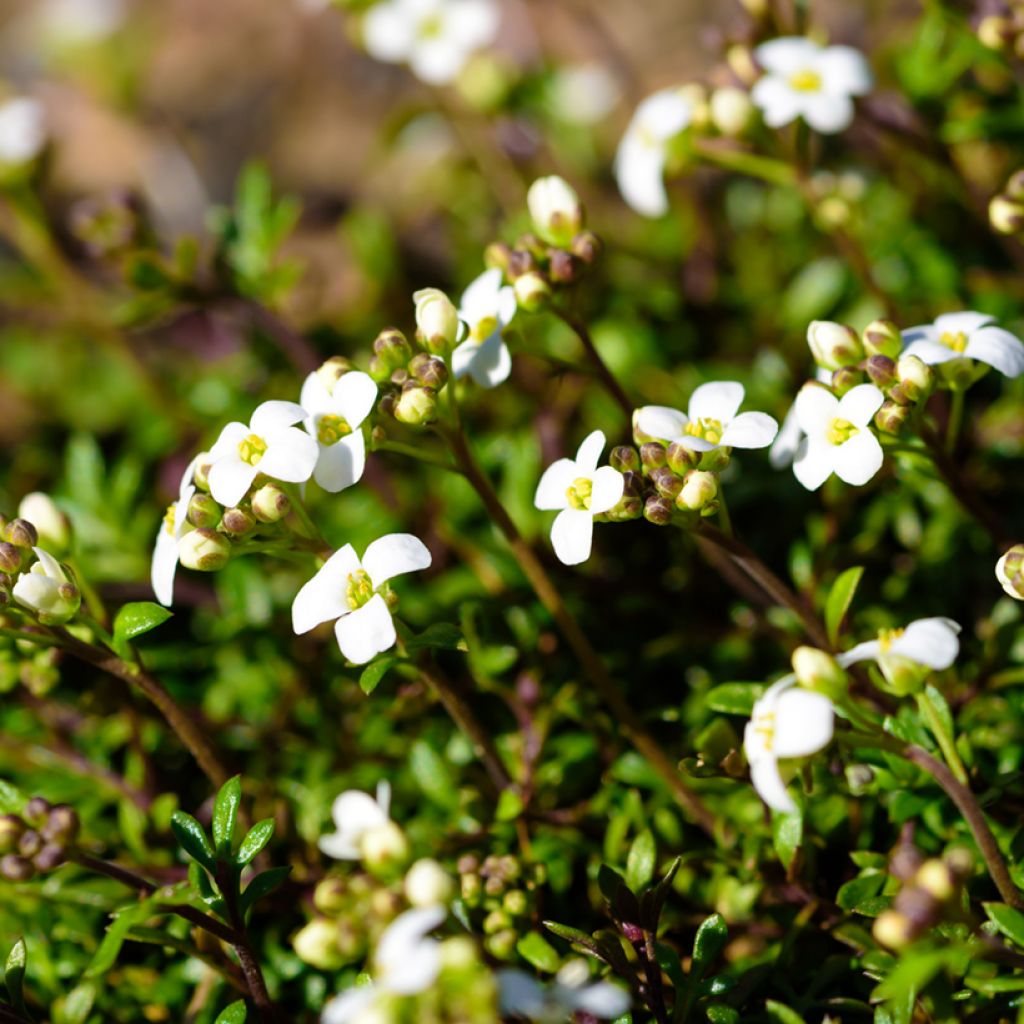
[372, 438, 464, 475]
[550, 307, 633, 420]
[716, 492, 734, 538]
[916, 690, 969, 786]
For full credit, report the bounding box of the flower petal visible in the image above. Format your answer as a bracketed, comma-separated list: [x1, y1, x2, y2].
[934, 311, 994, 336]
[410, 38, 466, 84]
[800, 92, 855, 134]
[209, 421, 249, 458]
[299, 371, 332, 417]
[635, 405, 687, 442]
[750, 756, 797, 814]
[443, 0, 499, 49]
[792, 440, 834, 491]
[615, 132, 669, 217]
[574, 430, 606, 474]
[635, 88, 692, 139]
[893, 617, 961, 669]
[208, 455, 258, 507]
[751, 76, 803, 128]
[330, 788, 389, 836]
[966, 326, 1024, 378]
[836, 640, 880, 668]
[314, 432, 366, 493]
[258, 428, 320, 483]
[550, 508, 594, 566]
[589, 466, 624, 514]
[688, 381, 744, 423]
[151, 528, 179, 607]
[794, 383, 838, 435]
[321, 986, 377, 1024]
[770, 403, 803, 469]
[570, 981, 632, 1017]
[291, 545, 360, 634]
[833, 430, 883, 486]
[819, 45, 873, 95]
[250, 399, 306, 435]
[363, 1, 415, 62]
[363, 533, 432, 587]
[466, 333, 512, 388]
[901, 339, 959, 365]
[773, 688, 835, 758]
[458, 268, 502, 324]
[837, 383, 884, 427]
[720, 411, 778, 449]
[754, 36, 822, 74]
[333, 371, 378, 427]
[534, 458, 577, 511]
[334, 594, 397, 665]
[377, 905, 447, 973]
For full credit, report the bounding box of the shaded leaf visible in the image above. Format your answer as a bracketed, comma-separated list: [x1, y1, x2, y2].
[171, 811, 215, 870]
[212, 776, 242, 855]
[825, 567, 864, 647]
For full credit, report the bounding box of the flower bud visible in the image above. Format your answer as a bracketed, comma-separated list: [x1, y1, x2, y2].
[650, 467, 683, 500]
[251, 483, 290, 524]
[914, 859, 955, 902]
[413, 288, 460, 355]
[547, 249, 580, 285]
[0, 854, 34, 882]
[485, 928, 517, 960]
[503, 888, 528, 916]
[484, 241, 512, 272]
[12, 552, 79, 625]
[895, 354, 933, 404]
[192, 453, 213, 491]
[372, 328, 413, 378]
[792, 646, 846, 700]
[996, 544, 1024, 600]
[393, 384, 439, 427]
[41, 804, 79, 845]
[831, 366, 863, 396]
[0, 815, 24, 854]
[0, 542, 23, 574]
[977, 14, 1013, 50]
[4, 518, 38, 550]
[439, 935, 478, 972]
[989, 194, 1024, 235]
[69, 189, 144, 257]
[866, 354, 897, 390]
[527, 175, 584, 247]
[514, 232, 547, 262]
[220, 507, 255, 537]
[1006, 170, 1024, 201]
[808, 320, 863, 371]
[187, 493, 221, 529]
[643, 494, 673, 525]
[571, 231, 602, 265]
[178, 528, 231, 571]
[678, 470, 718, 511]
[293, 918, 344, 971]
[609, 445, 640, 473]
[727, 43, 759, 86]
[862, 319, 902, 360]
[409, 352, 449, 390]
[18, 493, 71, 553]
[316, 357, 352, 396]
[18, 830, 42, 858]
[667, 441, 700, 474]
[24, 797, 51, 826]
[513, 271, 551, 312]
[361, 820, 410, 878]
[505, 249, 536, 280]
[874, 399, 910, 435]
[33, 842, 66, 872]
[639, 441, 668, 472]
[605, 486, 643, 523]
[710, 86, 754, 136]
[873, 909, 912, 949]
[404, 857, 454, 907]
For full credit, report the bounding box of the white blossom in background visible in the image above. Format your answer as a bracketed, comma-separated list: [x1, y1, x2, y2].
[319, 781, 396, 860]
[615, 88, 693, 217]
[751, 37, 872, 134]
[300, 371, 378, 493]
[292, 533, 432, 664]
[499, 961, 631, 1021]
[527, 175, 583, 246]
[363, 0, 500, 86]
[534, 431, 623, 566]
[636, 382, 778, 453]
[151, 458, 197, 607]
[12, 547, 80, 625]
[0, 98, 46, 166]
[322, 906, 447, 1023]
[744, 675, 835, 814]
[34, 0, 124, 45]
[837, 618, 961, 672]
[997, 546, 1024, 600]
[550, 63, 619, 125]
[791, 383, 884, 491]
[207, 401, 319, 508]
[452, 268, 516, 387]
[901, 312, 1024, 379]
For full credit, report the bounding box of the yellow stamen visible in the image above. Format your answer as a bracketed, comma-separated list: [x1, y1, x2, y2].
[752, 711, 777, 752]
[939, 331, 968, 353]
[565, 476, 593, 511]
[163, 504, 177, 535]
[418, 13, 444, 38]
[238, 433, 267, 466]
[789, 69, 822, 93]
[826, 417, 859, 446]
[684, 417, 724, 446]
[345, 569, 374, 611]
[317, 414, 353, 447]
[877, 627, 905, 653]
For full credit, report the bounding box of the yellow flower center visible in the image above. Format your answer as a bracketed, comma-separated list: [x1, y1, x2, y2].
[316, 414, 353, 447]
[238, 433, 267, 466]
[684, 417, 724, 445]
[419, 13, 444, 38]
[789, 69, 822, 93]
[565, 476, 593, 511]
[752, 710, 777, 753]
[877, 627, 905, 653]
[345, 569, 374, 611]
[939, 331, 968, 353]
[826, 417, 859, 446]
[472, 315, 498, 342]
[163, 504, 177, 535]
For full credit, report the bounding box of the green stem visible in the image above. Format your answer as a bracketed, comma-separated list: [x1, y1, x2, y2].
[281, 484, 322, 543]
[372, 439, 464, 475]
[550, 307, 633, 419]
[716, 491, 733, 538]
[917, 690, 969, 786]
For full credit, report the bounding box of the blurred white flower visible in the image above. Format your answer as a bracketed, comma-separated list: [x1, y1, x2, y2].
[997, 545, 1024, 600]
[12, 547, 80, 625]
[901, 311, 1024, 379]
[363, 0, 500, 85]
[534, 431, 623, 566]
[35, 0, 125, 45]
[300, 371, 378, 493]
[751, 37, 872, 134]
[18, 492, 70, 553]
[792, 383, 884, 491]
[452, 268, 516, 387]
[0, 98, 46, 166]
[151, 458, 197, 607]
[527, 175, 583, 246]
[292, 534, 432, 664]
[499, 959, 631, 1021]
[636, 382, 778, 453]
[550, 63, 619, 125]
[744, 675, 834, 814]
[837, 618, 961, 672]
[615, 88, 692, 217]
[319, 781, 394, 860]
[207, 401, 319, 508]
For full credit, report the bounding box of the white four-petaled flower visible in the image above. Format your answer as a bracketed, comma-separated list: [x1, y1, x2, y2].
[319, 781, 394, 860]
[743, 675, 835, 814]
[300, 371, 378, 493]
[534, 431, 623, 566]
[615, 88, 693, 217]
[207, 401, 319, 508]
[751, 37, 872, 134]
[363, 0, 500, 86]
[452, 268, 517, 388]
[901, 311, 1024, 379]
[151, 457, 197, 607]
[498, 961, 631, 1022]
[837, 617, 961, 672]
[636, 382, 778, 453]
[12, 547, 80, 624]
[292, 533, 432, 664]
[792, 383, 884, 491]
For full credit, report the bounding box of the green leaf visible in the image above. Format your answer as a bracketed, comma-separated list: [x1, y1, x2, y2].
[240, 866, 291, 915]
[772, 809, 803, 872]
[836, 873, 885, 912]
[495, 788, 524, 822]
[706, 1005, 740, 1024]
[765, 1001, 807, 1024]
[410, 740, 458, 810]
[984, 902, 1024, 948]
[626, 829, 656, 894]
[0, 779, 26, 815]
[403, 623, 468, 653]
[212, 776, 242, 855]
[360, 657, 399, 695]
[692, 913, 727, 979]
[85, 903, 154, 978]
[111, 602, 173, 657]
[825, 566, 864, 647]
[542, 921, 605, 962]
[214, 1000, 247, 1024]
[705, 683, 765, 716]
[516, 932, 561, 973]
[237, 819, 275, 865]
[4, 938, 27, 1014]
[171, 811, 216, 870]
[54, 981, 98, 1024]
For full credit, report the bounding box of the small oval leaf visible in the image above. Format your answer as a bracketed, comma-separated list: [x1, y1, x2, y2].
[171, 811, 215, 870]
[237, 819, 275, 865]
[825, 566, 864, 647]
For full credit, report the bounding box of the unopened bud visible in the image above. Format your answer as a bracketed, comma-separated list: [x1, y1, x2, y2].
[609, 446, 640, 473]
[710, 86, 754, 136]
[18, 830, 42, 858]
[404, 858, 454, 907]
[866, 355, 897, 390]
[666, 441, 700, 474]
[874, 399, 910, 435]
[831, 366, 863, 396]
[977, 14, 1013, 50]
[639, 442, 667, 471]
[678, 470, 718, 511]
[792, 646, 846, 699]
[4, 518, 38, 550]
[650, 466, 683, 500]
[0, 815, 24, 854]
[484, 241, 512, 272]
[506, 249, 536, 280]
[409, 352, 449, 390]
[371, 328, 412, 378]
[915, 859, 955, 902]
[990, 194, 1024, 235]
[996, 544, 1024, 600]
[503, 888, 528, 916]
[17, 494, 70, 553]
[527, 175, 584, 247]
[863, 319, 902, 360]
[251, 483, 290, 524]
[361, 821, 410, 877]
[0, 854, 34, 882]
[293, 918, 344, 971]
[393, 384, 439, 427]
[1006, 170, 1024, 201]
[808, 321, 863, 371]
[24, 797, 51, 825]
[896, 354, 933, 404]
[192, 453, 213, 491]
[727, 43, 759, 86]
[178, 528, 231, 571]
[187, 493, 221, 529]
[220, 507, 255, 537]
[571, 231, 602, 265]
[547, 249, 579, 285]
[68, 189, 144, 257]
[643, 494, 673, 525]
[315, 357, 352, 396]
[41, 805, 79, 845]
[33, 842, 66, 872]
[413, 288, 460, 355]
[0, 543, 22, 574]
[873, 909, 912, 949]
[513, 271, 551, 312]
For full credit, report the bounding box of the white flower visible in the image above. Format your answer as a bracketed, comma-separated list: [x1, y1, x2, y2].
[792, 383, 884, 491]
[751, 37, 872, 134]
[636, 382, 778, 453]
[615, 88, 693, 217]
[498, 960, 631, 1021]
[292, 533, 432, 664]
[151, 458, 198, 607]
[527, 175, 583, 246]
[0, 97, 46, 165]
[743, 675, 835, 814]
[35, 0, 124, 44]
[452, 268, 516, 388]
[300, 371, 378, 493]
[769, 368, 831, 470]
[837, 618, 961, 672]
[319, 781, 393, 860]
[363, 0, 499, 86]
[207, 401, 319, 508]
[550, 63, 619, 126]
[12, 547, 80, 625]
[534, 431, 623, 566]
[901, 311, 1024, 379]
[997, 546, 1024, 600]
[322, 906, 447, 1024]
[18, 492, 70, 552]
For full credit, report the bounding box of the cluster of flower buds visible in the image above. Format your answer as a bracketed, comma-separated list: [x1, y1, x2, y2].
[0, 510, 80, 625]
[989, 170, 1024, 237]
[0, 797, 80, 882]
[808, 319, 934, 435]
[873, 836, 971, 949]
[997, 544, 1024, 600]
[977, 3, 1024, 57]
[458, 851, 545, 960]
[68, 189, 148, 260]
[485, 177, 601, 313]
[371, 321, 450, 428]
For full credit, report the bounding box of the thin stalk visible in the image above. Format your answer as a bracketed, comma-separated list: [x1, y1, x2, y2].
[916, 691, 969, 786]
[372, 439, 465, 475]
[716, 492, 733, 538]
[438, 423, 716, 835]
[550, 307, 633, 420]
